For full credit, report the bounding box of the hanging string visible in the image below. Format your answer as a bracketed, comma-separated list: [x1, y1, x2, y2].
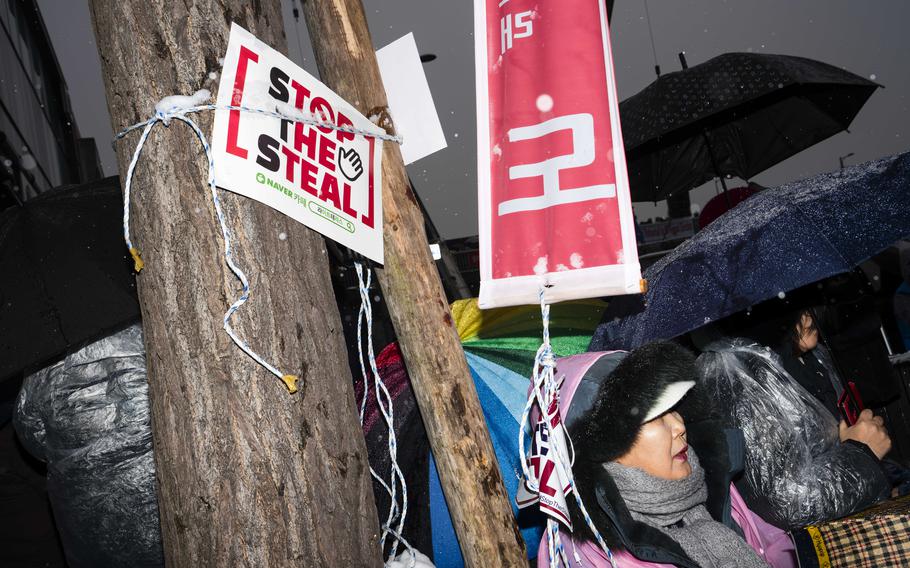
[116, 101, 402, 143]
[354, 262, 417, 568]
[518, 289, 617, 568]
[116, 93, 401, 395]
[643, 0, 661, 77]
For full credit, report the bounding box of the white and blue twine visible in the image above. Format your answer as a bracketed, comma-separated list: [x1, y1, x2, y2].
[354, 263, 417, 568]
[116, 96, 400, 394]
[519, 290, 617, 567]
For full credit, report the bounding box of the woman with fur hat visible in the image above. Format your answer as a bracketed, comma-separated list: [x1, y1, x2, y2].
[537, 342, 795, 567]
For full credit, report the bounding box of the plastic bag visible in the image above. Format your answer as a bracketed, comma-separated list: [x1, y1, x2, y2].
[14, 323, 164, 567]
[696, 338, 889, 529]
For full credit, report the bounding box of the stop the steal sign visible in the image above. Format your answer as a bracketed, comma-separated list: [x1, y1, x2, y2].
[212, 23, 384, 263]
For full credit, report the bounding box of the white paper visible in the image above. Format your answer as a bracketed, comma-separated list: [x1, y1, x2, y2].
[376, 33, 447, 165]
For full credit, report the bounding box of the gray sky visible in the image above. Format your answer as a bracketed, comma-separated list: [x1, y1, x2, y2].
[38, 0, 909, 239]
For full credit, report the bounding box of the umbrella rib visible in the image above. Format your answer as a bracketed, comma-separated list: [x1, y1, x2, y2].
[789, 194, 851, 270]
[763, 106, 798, 155]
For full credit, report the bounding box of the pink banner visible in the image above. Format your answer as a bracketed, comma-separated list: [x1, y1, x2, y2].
[474, 0, 642, 308]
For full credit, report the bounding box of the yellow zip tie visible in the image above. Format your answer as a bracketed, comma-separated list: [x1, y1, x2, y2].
[129, 247, 145, 272]
[281, 374, 300, 394]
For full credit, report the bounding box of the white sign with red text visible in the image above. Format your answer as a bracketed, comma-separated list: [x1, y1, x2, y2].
[212, 23, 384, 263]
[474, 0, 641, 308]
[515, 396, 574, 529]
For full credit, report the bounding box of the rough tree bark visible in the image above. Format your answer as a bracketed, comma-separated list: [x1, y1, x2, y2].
[301, 1, 527, 565]
[89, 2, 382, 566]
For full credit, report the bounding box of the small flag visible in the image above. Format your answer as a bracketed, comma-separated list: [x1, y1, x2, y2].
[517, 393, 574, 529]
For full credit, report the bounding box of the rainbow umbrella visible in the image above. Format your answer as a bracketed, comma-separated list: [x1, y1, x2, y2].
[455, 298, 607, 375]
[357, 299, 608, 565]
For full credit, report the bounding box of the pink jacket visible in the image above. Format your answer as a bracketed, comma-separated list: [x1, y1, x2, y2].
[537, 484, 796, 567]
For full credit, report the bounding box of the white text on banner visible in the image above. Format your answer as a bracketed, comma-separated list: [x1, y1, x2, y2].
[474, 0, 642, 308]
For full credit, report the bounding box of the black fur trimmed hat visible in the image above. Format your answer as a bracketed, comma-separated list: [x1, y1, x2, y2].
[568, 341, 697, 463]
[562, 341, 698, 547]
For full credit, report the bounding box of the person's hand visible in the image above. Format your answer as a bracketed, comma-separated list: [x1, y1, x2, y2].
[856, 408, 886, 427]
[840, 409, 892, 459]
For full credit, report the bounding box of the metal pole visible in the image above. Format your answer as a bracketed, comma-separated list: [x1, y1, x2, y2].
[701, 131, 732, 208]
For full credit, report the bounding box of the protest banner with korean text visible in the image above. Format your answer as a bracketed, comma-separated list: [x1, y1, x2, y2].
[474, 0, 641, 308]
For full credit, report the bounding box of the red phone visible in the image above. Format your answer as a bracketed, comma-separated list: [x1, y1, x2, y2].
[838, 381, 864, 426]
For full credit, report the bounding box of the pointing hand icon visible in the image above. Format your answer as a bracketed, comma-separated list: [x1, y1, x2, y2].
[338, 147, 364, 182]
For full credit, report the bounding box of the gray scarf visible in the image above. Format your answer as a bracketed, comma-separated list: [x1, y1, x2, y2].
[604, 450, 768, 568]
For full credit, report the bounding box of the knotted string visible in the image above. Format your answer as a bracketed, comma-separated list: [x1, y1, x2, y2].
[354, 263, 416, 568]
[518, 290, 617, 567]
[116, 96, 400, 393]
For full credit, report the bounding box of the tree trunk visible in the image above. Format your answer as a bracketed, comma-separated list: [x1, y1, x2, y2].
[89, 2, 382, 566]
[301, 2, 527, 566]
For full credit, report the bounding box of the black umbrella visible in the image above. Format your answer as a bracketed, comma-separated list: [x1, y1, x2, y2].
[0, 176, 140, 382]
[620, 52, 880, 203]
[590, 152, 910, 350]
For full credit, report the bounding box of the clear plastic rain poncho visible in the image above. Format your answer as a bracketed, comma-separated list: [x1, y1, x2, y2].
[14, 323, 164, 567]
[696, 338, 889, 529]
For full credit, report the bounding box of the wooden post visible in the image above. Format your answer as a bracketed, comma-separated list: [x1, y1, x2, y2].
[89, 2, 382, 566]
[410, 179, 472, 300]
[301, 2, 527, 566]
